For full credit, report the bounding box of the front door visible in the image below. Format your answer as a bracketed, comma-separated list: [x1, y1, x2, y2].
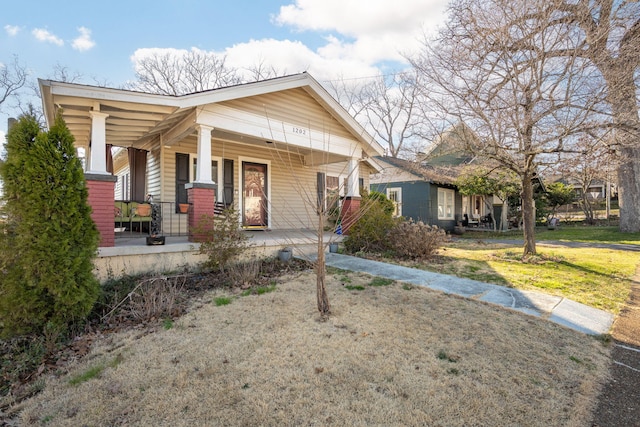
[242, 162, 268, 228]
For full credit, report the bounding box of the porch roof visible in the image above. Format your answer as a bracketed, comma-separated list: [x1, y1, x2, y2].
[39, 73, 385, 168]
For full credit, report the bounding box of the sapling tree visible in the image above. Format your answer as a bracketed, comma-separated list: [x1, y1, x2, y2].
[0, 112, 99, 337]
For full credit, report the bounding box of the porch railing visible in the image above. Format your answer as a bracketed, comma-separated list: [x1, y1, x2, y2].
[114, 200, 189, 239]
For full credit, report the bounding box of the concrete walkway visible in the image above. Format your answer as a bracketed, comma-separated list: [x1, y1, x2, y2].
[322, 252, 614, 336]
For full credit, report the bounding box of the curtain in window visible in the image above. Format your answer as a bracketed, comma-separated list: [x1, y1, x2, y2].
[128, 148, 147, 201]
[106, 144, 113, 174]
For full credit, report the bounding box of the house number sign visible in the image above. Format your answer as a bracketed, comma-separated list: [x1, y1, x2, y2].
[292, 126, 307, 135]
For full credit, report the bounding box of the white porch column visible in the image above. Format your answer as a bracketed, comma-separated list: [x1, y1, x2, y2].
[346, 157, 360, 198]
[195, 125, 214, 184]
[88, 111, 110, 174]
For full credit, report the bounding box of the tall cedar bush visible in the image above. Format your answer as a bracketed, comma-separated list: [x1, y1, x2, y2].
[0, 113, 99, 337]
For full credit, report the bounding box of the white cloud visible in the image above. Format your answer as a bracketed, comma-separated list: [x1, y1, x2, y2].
[4, 25, 20, 37]
[32, 28, 64, 46]
[224, 38, 379, 82]
[274, 0, 448, 63]
[72, 26, 95, 52]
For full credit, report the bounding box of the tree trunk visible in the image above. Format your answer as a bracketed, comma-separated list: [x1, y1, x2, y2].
[617, 145, 640, 232]
[600, 61, 640, 232]
[316, 215, 330, 316]
[521, 171, 537, 256]
[501, 199, 509, 231]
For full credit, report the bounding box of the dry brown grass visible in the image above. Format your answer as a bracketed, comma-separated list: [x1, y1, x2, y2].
[15, 270, 609, 426]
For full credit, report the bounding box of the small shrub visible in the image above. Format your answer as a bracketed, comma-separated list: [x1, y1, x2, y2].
[227, 258, 261, 288]
[388, 220, 447, 259]
[195, 208, 252, 273]
[343, 191, 400, 253]
[344, 285, 365, 291]
[128, 276, 184, 321]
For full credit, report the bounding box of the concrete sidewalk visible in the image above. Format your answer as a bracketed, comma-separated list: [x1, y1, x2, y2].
[321, 252, 613, 336]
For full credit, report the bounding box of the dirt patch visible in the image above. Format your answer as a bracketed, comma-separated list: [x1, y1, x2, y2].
[6, 269, 610, 426]
[592, 268, 640, 426]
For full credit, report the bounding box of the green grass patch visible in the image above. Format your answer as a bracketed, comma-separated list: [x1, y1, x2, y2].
[536, 226, 640, 244]
[68, 365, 105, 386]
[162, 318, 174, 330]
[241, 284, 277, 296]
[214, 296, 233, 306]
[344, 285, 365, 291]
[369, 277, 394, 287]
[68, 354, 124, 386]
[461, 225, 640, 245]
[429, 241, 640, 313]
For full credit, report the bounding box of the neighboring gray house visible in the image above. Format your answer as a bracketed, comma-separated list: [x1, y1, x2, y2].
[370, 156, 463, 231]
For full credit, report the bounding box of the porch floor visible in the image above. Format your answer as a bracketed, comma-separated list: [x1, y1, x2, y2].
[109, 229, 343, 252]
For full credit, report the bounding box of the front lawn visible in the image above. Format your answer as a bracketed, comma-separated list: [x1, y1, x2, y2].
[423, 241, 640, 313]
[461, 225, 640, 245]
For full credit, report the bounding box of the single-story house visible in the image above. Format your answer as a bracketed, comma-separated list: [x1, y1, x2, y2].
[370, 156, 466, 231]
[39, 73, 385, 248]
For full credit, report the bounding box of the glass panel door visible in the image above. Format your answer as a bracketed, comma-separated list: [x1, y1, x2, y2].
[242, 162, 268, 228]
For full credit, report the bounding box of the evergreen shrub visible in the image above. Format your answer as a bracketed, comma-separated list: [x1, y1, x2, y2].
[0, 113, 99, 337]
[343, 191, 400, 254]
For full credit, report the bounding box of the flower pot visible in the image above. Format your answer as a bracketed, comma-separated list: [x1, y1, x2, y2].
[179, 203, 189, 214]
[136, 203, 152, 217]
[278, 248, 293, 262]
[146, 236, 165, 245]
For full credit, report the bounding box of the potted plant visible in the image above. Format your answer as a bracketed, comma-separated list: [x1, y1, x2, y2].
[278, 247, 293, 262]
[179, 203, 189, 214]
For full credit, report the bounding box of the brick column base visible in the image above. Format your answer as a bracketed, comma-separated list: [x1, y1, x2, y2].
[85, 173, 118, 247]
[340, 196, 361, 235]
[186, 183, 216, 242]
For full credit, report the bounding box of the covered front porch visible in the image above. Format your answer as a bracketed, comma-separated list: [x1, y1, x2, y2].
[94, 229, 343, 282]
[39, 73, 385, 250]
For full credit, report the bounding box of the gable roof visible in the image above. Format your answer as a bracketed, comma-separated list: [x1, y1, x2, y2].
[419, 122, 477, 166]
[39, 73, 385, 159]
[373, 156, 460, 186]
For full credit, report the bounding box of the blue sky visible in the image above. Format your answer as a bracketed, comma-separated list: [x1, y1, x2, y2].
[1, 0, 449, 138]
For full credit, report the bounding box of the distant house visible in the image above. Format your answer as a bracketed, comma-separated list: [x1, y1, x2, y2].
[370, 124, 517, 231]
[369, 156, 462, 231]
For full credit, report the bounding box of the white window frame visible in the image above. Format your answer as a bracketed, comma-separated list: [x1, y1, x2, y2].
[437, 188, 455, 220]
[387, 187, 402, 217]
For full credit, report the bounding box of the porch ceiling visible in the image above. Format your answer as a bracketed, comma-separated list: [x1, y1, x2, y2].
[40, 80, 191, 150]
[39, 75, 385, 166]
[209, 128, 349, 166]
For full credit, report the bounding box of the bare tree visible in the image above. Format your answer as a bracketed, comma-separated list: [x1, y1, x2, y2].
[325, 71, 428, 159]
[557, 134, 618, 223]
[243, 59, 288, 81]
[0, 56, 27, 111]
[129, 48, 241, 95]
[412, 0, 604, 256]
[359, 71, 427, 158]
[548, 0, 640, 232]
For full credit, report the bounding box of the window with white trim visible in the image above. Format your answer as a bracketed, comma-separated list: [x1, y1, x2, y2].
[437, 188, 455, 220]
[387, 188, 402, 217]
